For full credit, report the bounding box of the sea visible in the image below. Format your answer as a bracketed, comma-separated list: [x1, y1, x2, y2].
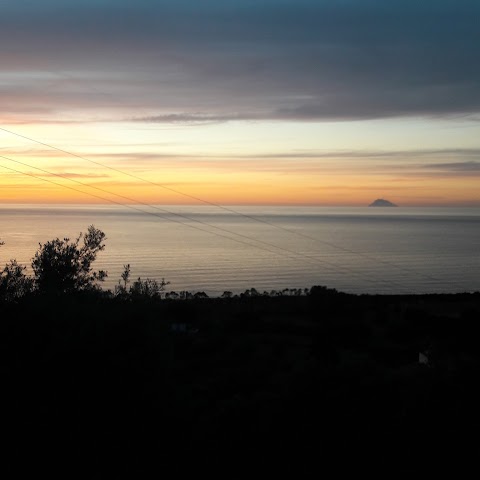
[1, 204, 479, 296]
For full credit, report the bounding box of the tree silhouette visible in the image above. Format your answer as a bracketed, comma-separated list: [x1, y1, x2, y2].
[121, 264, 131, 289]
[114, 263, 131, 297]
[31, 225, 107, 294]
[0, 259, 33, 301]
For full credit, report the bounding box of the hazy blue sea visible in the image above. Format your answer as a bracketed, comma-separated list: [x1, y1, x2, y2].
[1, 204, 479, 295]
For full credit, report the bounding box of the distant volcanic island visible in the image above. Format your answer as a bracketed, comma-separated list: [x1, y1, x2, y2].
[369, 198, 398, 207]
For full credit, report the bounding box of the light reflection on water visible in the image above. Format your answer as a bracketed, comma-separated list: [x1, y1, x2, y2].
[1, 204, 479, 295]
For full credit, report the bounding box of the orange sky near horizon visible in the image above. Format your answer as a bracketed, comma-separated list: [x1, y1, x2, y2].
[1, 118, 480, 207]
[1, 162, 479, 207]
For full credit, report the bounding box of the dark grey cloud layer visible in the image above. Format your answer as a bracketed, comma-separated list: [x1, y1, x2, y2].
[422, 161, 480, 172]
[1, 0, 479, 121]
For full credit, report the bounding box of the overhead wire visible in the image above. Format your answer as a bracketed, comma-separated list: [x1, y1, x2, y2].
[1, 69, 465, 290]
[0, 125, 462, 291]
[0, 154, 412, 292]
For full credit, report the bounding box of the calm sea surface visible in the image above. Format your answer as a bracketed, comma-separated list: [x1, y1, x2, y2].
[1, 204, 479, 295]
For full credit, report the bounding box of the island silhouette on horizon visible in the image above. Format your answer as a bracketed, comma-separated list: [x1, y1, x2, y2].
[369, 198, 398, 207]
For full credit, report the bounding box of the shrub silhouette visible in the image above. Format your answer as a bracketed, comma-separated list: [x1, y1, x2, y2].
[114, 263, 169, 300]
[129, 277, 169, 299]
[31, 225, 107, 294]
[114, 263, 131, 297]
[0, 259, 33, 301]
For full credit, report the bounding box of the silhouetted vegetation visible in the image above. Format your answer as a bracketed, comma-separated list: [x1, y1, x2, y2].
[31, 225, 107, 294]
[0, 259, 34, 301]
[1, 227, 479, 475]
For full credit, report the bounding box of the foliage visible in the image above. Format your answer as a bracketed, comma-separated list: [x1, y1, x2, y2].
[31, 225, 107, 294]
[241, 288, 260, 297]
[165, 291, 180, 300]
[309, 285, 339, 297]
[114, 263, 169, 300]
[129, 277, 169, 300]
[0, 259, 34, 301]
[114, 263, 131, 297]
[194, 291, 209, 299]
[178, 291, 193, 300]
[121, 263, 131, 288]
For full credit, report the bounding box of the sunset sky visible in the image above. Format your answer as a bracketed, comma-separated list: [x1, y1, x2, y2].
[1, 0, 479, 206]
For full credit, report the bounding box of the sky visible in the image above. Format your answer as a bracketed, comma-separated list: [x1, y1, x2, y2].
[1, 0, 480, 206]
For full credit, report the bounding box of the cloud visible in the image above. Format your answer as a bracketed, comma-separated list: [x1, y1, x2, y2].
[234, 148, 480, 160]
[131, 113, 257, 125]
[57, 147, 480, 177]
[90, 147, 480, 161]
[1, 1, 479, 121]
[420, 161, 480, 172]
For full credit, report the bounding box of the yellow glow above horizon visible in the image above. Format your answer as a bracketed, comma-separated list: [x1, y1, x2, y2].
[1, 117, 480, 206]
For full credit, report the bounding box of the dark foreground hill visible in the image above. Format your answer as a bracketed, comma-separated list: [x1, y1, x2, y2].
[1, 289, 480, 474]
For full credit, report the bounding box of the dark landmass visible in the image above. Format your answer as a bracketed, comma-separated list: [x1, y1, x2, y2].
[2, 288, 480, 474]
[369, 198, 398, 207]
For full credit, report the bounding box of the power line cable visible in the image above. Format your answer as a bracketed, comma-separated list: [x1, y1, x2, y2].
[0, 156, 411, 292]
[19, 69, 472, 290]
[0, 125, 458, 290]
